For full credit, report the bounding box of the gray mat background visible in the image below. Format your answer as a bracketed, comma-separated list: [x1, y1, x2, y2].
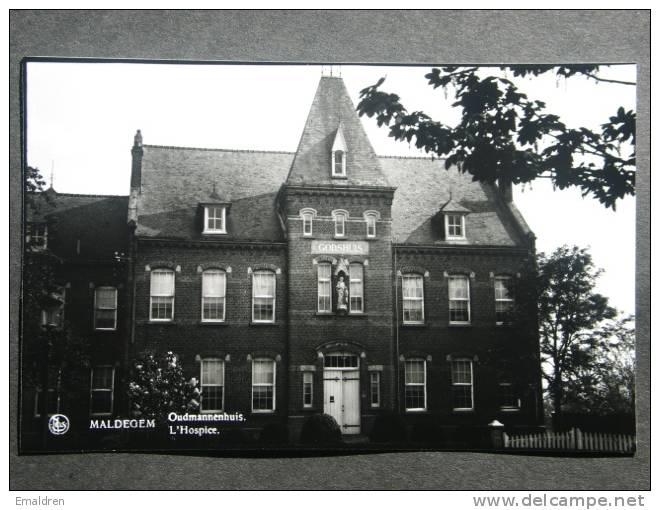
[9, 10, 650, 490]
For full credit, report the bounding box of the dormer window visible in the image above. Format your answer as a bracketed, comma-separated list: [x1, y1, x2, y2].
[203, 205, 227, 234]
[331, 124, 347, 178]
[445, 214, 466, 240]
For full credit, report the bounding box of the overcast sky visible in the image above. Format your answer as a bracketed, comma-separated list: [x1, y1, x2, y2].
[25, 62, 636, 316]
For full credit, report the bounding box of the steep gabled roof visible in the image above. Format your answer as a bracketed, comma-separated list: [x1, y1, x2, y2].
[286, 76, 389, 187]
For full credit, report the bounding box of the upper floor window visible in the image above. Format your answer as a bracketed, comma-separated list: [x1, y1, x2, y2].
[448, 275, 470, 324]
[331, 125, 347, 178]
[365, 213, 377, 238]
[451, 359, 474, 411]
[494, 276, 514, 325]
[94, 286, 118, 330]
[42, 286, 65, 328]
[370, 371, 381, 408]
[90, 366, 115, 416]
[404, 359, 427, 411]
[252, 270, 276, 323]
[202, 270, 226, 322]
[349, 263, 364, 313]
[203, 205, 227, 234]
[317, 263, 332, 313]
[252, 358, 276, 412]
[302, 212, 313, 236]
[402, 274, 424, 324]
[26, 223, 48, 250]
[445, 214, 466, 240]
[334, 211, 347, 238]
[150, 269, 175, 321]
[200, 359, 224, 412]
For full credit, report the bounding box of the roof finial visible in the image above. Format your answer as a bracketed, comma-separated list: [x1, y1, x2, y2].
[50, 160, 55, 190]
[134, 129, 143, 148]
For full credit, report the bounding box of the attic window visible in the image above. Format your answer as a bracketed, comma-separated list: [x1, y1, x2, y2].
[445, 214, 466, 240]
[203, 206, 227, 234]
[332, 150, 346, 177]
[27, 223, 48, 250]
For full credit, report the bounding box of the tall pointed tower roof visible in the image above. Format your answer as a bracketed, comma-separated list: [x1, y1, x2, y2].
[286, 76, 390, 187]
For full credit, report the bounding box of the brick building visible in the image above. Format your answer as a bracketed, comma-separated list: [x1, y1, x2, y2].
[23, 75, 543, 445]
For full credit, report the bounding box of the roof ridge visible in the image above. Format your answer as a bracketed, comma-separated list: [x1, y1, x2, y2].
[143, 144, 295, 155]
[28, 191, 128, 198]
[376, 154, 447, 161]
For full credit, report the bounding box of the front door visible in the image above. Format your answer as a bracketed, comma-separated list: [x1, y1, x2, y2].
[324, 369, 361, 434]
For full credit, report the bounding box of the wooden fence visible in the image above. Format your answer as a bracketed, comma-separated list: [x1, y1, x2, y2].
[503, 428, 635, 453]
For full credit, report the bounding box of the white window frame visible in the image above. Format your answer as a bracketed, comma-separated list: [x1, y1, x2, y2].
[499, 381, 520, 411]
[402, 274, 425, 324]
[94, 286, 118, 330]
[451, 359, 474, 411]
[349, 262, 364, 314]
[200, 358, 225, 413]
[203, 205, 227, 234]
[90, 366, 115, 416]
[252, 358, 276, 413]
[317, 262, 332, 313]
[494, 276, 514, 325]
[332, 150, 346, 177]
[404, 359, 427, 412]
[445, 214, 466, 240]
[334, 211, 347, 238]
[370, 371, 381, 408]
[302, 212, 313, 237]
[252, 270, 276, 323]
[302, 372, 313, 408]
[448, 274, 471, 324]
[365, 213, 377, 238]
[201, 269, 227, 323]
[149, 269, 175, 322]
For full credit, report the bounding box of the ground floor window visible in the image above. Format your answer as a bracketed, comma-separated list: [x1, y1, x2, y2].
[34, 388, 61, 418]
[200, 359, 224, 412]
[302, 372, 313, 408]
[252, 359, 276, 412]
[451, 359, 474, 411]
[370, 371, 381, 408]
[404, 359, 426, 411]
[499, 382, 519, 410]
[90, 366, 114, 416]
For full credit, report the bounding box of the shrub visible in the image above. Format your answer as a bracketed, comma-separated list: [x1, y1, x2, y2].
[369, 413, 408, 443]
[259, 422, 290, 446]
[299, 413, 342, 445]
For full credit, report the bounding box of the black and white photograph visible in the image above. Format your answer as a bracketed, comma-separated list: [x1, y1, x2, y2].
[9, 9, 649, 494]
[20, 60, 637, 454]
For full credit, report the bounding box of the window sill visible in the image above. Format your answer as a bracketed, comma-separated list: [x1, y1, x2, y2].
[251, 410, 276, 414]
[331, 175, 348, 180]
[148, 321, 176, 325]
[401, 322, 427, 328]
[500, 408, 521, 412]
[448, 322, 472, 327]
[250, 321, 278, 327]
[199, 321, 229, 327]
[405, 409, 427, 413]
[94, 328, 118, 332]
[452, 409, 475, 413]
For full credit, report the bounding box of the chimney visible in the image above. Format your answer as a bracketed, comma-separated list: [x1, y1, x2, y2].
[130, 129, 144, 191]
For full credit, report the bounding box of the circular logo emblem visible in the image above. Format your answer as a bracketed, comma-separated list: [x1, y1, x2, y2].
[48, 414, 70, 435]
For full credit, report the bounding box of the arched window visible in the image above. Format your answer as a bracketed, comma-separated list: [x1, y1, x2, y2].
[365, 213, 377, 238]
[202, 269, 226, 322]
[252, 270, 276, 323]
[334, 211, 347, 238]
[302, 211, 313, 236]
[317, 262, 332, 313]
[150, 269, 175, 321]
[402, 274, 424, 324]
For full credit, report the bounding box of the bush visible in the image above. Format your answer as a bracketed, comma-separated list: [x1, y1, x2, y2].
[299, 413, 342, 445]
[369, 413, 408, 443]
[259, 422, 290, 446]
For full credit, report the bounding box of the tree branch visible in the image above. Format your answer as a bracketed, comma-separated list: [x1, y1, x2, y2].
[583, 72, 636, 86]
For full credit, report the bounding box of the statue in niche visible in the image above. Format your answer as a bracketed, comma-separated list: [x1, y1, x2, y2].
[336, 274, 348, 312]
